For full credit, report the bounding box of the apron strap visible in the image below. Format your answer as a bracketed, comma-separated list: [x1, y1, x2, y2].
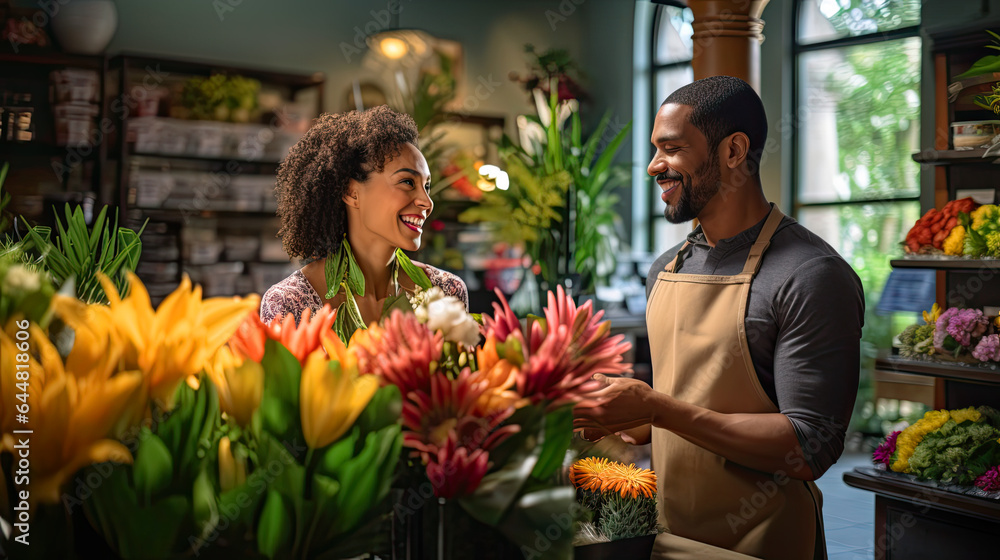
[664, 241, 691, 273]
[740, 206, 785, 276]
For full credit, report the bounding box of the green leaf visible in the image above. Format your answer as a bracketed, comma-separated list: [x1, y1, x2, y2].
[395, 248, 432, 290]
[344, 238, 366, 297]
[258, 490, 293, 558]
[381, 290, 413, 317]
[132, 429, 174, 505]
[260, 339, 304, 439]
[459, 431, 542, 526]
[354, 384, 402, 436]
[495, 486, 578, 559]
[531, 405, 575, 480]
[324, 243, 348, 299]
[192, 468, 219, 533]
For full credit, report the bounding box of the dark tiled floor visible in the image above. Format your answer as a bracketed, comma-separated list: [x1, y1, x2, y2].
[815, 453, 875, 560]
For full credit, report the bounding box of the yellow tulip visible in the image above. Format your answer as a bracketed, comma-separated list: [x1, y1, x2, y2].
[218, 436, 246, 492]
[98, 272, 259, 409]
[300, 349, 378, 450]
[205, 346, 264, 428]
[1, 325, 141, 504]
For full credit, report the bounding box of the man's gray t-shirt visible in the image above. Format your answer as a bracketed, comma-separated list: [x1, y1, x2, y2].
[646, 209, 865, 478]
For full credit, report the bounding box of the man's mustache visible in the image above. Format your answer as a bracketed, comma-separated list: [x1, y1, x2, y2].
[656, 172, 682, 182]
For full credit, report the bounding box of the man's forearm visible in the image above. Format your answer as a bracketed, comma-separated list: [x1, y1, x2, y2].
[646, 391, 817, 480]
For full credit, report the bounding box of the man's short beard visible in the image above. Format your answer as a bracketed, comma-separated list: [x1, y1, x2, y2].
[664, 152, 721, 224]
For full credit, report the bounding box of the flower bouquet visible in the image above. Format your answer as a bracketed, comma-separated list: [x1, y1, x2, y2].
[1, 272, 402, 559]
[353, 285, 633, 559]
[569, 457, 659, 560]
[872, 406, 1000, 497]
[896, 304, 1000, 365]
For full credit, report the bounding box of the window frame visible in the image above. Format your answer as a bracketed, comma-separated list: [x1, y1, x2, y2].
[647, 0, 694, 256]
[789, 2, 922, 218]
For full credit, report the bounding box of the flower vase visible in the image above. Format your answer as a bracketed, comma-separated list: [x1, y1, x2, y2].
[573, 534, 656, 560]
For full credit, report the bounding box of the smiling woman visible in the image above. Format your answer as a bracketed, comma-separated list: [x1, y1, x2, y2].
[260, 106, 467, 327]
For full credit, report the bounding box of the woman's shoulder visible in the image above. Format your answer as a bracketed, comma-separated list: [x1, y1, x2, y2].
[260, 269, 323, 324]
[415, 262, 469, 310]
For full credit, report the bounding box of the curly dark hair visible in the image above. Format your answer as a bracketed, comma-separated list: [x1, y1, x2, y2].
[275, 105, 419, 259]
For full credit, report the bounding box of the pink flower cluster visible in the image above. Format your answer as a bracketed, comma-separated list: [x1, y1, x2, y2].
[974, 466, 1000, 493]
[872, 430, 901, 467]
[934, 308, 989, 352]
[972, 334, 1000, 362]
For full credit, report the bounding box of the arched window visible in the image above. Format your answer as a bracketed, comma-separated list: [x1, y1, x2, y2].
[634, 0, 695, 256]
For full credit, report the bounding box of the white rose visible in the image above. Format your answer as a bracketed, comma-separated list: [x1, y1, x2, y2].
[425, 296, 480, 348]
[411, 286, 445, 323]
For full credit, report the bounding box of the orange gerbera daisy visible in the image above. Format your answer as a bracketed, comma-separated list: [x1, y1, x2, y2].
[570, 457, 613, 492]
[602, 463, 657, 499]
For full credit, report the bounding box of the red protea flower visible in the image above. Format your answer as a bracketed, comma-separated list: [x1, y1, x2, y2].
[262, 305, 338, 364]
[351, 309, 443, 396]
[423, 433, 490, 499]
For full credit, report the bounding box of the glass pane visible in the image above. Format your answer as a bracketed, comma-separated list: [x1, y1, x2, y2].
[655, 65, 694, 106]
[797, 37, 921, 203]
[798, 201, 920, 291]
[797, 0, 920, 45]
[654, 5, 694, 65]
[651, 216, 693, 258]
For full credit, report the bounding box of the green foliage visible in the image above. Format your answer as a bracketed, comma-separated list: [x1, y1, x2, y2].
[180, 74, 261, 122]
[908, 419, 1000, 485]
[22, 204, 145, 304]
[596, 494, 658, 541]
[459, 83, 631, 293]
[954, 30, 1000, 80]
[325, 239, 430, 342]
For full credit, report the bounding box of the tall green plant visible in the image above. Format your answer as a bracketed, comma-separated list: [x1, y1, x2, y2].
[24, 204, 146, 304]
[459, 84, 631, 293]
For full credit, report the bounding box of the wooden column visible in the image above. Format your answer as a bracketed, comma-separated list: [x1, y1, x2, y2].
[687, 0, 771, 92]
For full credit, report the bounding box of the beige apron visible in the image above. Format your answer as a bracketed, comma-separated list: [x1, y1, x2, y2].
[646, 207, 825, 560]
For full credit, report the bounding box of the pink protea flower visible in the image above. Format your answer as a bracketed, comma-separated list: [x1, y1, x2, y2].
[482, 289, 526, 344]
[518, 286, 633, 408]
[401, 369, 520, 455]
[350, 309, 443, 396]
[975, 466, 1000, 493]
[423, 434, 490, 499]
[872, 430, 901, 467]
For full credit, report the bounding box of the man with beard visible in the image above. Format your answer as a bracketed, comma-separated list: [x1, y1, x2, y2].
[574, 76, 864, 560]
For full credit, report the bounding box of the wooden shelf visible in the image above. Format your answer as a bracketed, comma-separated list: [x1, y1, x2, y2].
[890, 257, 1000, 270]
[0, 48, 105, 68]
[875, 356, 1000, 385]
[0, 142, 101, 159]
[128, 152, 282, 166]
[912, 148, 1000, 164]
[844, 467, 1000, 523]
[137, 207, 278, 221]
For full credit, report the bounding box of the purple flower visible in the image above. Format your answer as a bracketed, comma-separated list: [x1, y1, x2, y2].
[872, 431, 901, 467]
[975, 466, 1000, 493]
[935, 308, 988, 351]
[972, 334, 1000, 362]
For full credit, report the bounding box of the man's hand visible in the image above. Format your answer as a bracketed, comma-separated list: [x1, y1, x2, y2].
[573, 374, 656, 434]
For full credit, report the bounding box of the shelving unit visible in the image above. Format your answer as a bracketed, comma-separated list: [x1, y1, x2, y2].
[106, 54, 324, 302]
[843, 20, 1000, 558]
[889, 257, 1000, 269]
[0, 48, 108, 226]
